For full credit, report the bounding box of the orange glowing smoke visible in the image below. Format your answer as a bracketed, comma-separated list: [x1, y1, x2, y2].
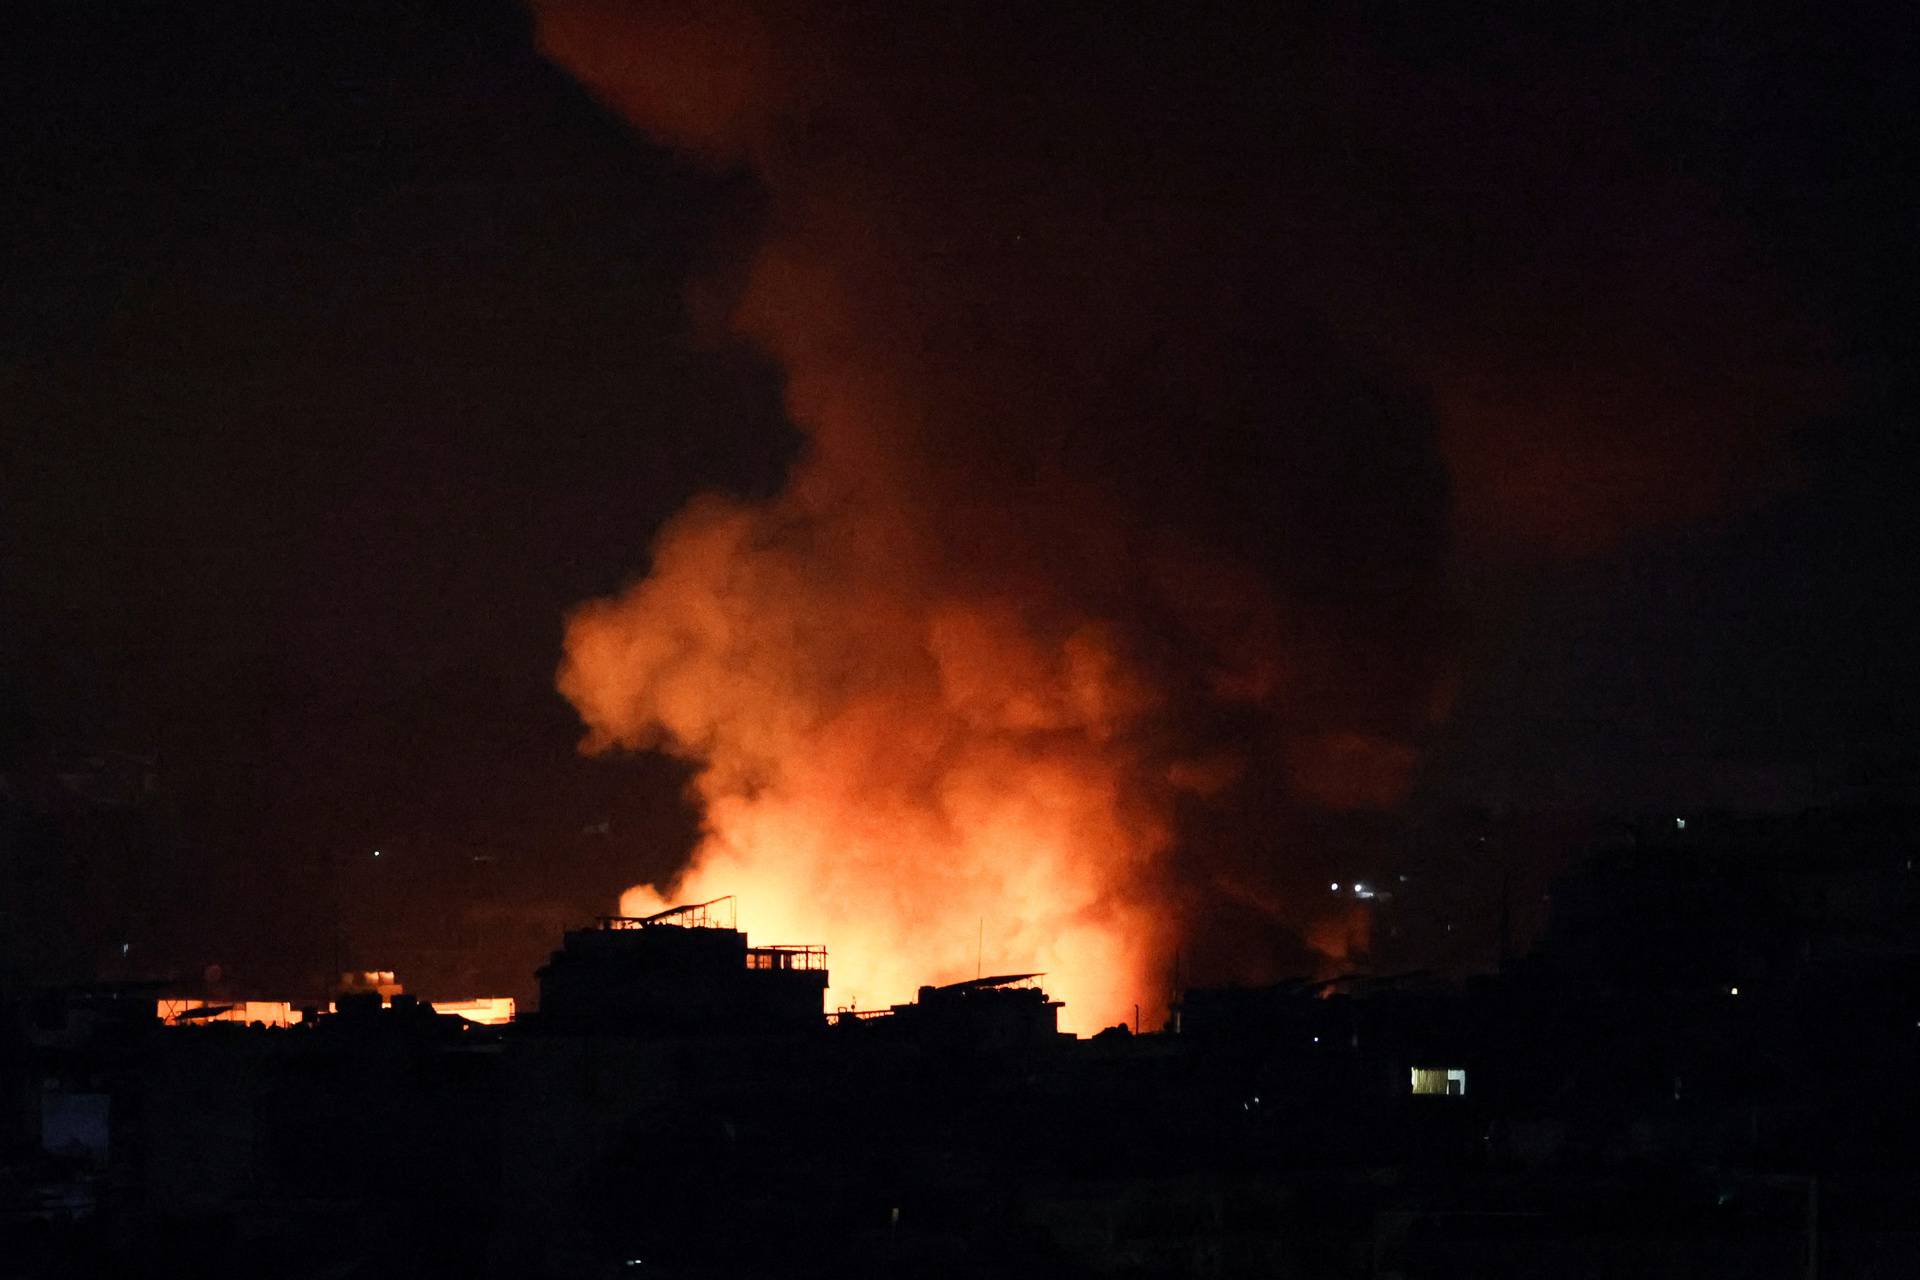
[538, 2, 1321, 1030]
[530, 0, 1478, 1027]
[536, 2, 1827, 1025]
[562, 497, 1200, 1030]
[1303, 908, 1373, 979]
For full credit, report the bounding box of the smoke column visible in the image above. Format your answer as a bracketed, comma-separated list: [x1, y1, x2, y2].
[537, 3, 1824, 1028]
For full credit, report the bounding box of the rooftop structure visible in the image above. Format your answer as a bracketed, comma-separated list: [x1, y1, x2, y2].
[535, 896, 828, 1035]
[829, 972, 1066, 1051]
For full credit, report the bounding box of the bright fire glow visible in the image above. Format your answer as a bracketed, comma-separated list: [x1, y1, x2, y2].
[157, 997, 516, 1026]
[159, 999, 303, 1027]
[568, 529, 1189, 1032]
[430, 996, 517, 1025]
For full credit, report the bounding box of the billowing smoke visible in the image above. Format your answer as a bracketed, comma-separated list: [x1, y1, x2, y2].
[538, 2, 1823, 1027]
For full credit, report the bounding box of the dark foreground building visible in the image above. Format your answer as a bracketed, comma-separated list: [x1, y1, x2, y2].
[8, 812, 1920, 1278]
[533, 898, 828, 1036]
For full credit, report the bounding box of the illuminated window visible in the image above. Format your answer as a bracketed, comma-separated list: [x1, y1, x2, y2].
[1411, 1067, 1467, 1096]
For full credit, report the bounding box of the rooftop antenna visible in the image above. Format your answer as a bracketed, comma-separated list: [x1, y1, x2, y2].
[976, 918, 983, 980]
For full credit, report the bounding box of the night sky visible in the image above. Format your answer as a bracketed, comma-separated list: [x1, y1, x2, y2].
[3, 0, 1914, 996]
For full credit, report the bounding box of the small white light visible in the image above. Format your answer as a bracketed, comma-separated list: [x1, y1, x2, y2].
[1312, 1035, 1319, 1044]
[1729, 986, 1740, 996]
[1675, 818, 1687, 830]
[372, 850, 382, 858]
[1330, 882, 1340, 892]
